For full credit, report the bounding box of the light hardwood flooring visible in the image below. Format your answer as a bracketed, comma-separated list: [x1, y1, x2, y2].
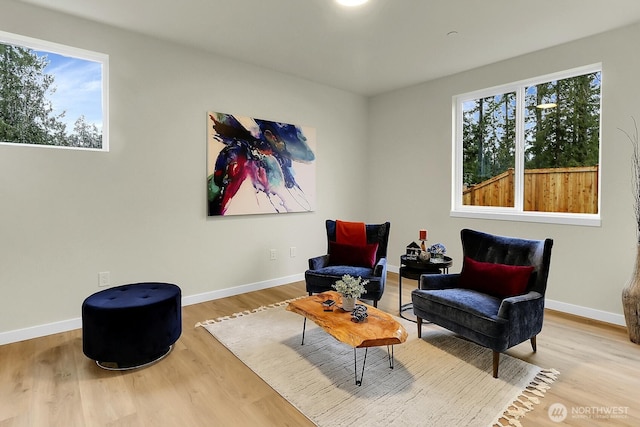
[1, 274, 639, 426]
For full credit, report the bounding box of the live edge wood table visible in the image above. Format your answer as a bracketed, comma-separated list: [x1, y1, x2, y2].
[286, 291, 408, 386]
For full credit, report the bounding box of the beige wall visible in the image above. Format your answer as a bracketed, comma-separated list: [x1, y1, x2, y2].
[0, 1, 371, 339]
[369, 22, 640, 323]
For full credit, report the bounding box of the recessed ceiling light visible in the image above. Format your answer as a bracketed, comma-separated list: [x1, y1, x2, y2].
[336, 0, 369, 6]
[536, 103, 558, 109]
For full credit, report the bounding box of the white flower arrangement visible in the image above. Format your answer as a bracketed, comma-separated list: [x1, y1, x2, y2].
[332, 274, 369, 298]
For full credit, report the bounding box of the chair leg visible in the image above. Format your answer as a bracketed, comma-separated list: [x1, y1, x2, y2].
[416, 317, 422, 338]
[373, 300, 378, 308]
[530, 336, 537, 352]
[492, 351, 500, 378]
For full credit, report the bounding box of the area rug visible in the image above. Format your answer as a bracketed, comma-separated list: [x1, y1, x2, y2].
[196, 299, 558, 427]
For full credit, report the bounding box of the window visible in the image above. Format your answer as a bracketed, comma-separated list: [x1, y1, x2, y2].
[452, 64, 601, 226]
[0, 31, 108, 151]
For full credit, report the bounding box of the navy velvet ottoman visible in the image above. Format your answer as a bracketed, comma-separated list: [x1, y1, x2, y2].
[82, 282, 182, 370]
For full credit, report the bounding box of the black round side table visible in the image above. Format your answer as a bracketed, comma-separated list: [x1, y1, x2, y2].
[399, 254, 452, 322]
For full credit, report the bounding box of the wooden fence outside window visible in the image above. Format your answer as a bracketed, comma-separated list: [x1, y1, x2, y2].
[462, 166, 599, 214]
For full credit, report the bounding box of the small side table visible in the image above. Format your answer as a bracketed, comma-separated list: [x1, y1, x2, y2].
[399, 254, 453, 322]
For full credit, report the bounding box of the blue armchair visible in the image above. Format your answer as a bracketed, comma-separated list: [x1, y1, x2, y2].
[305, 220, 390, 307]
[412, 229, 553, 378]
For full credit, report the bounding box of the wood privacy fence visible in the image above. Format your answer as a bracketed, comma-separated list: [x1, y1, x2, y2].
[462, 166, 599, 213]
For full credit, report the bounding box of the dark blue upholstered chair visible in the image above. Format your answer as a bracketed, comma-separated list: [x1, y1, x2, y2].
[305, 220, 390, 307]
[412, 229, 553, 378]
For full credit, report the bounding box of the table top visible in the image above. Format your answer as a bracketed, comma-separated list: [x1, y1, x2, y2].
[286, 291, 407, 348]
[401, 254, 453, 270]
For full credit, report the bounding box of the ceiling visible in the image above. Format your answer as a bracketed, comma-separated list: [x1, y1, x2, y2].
[21, 0, 640, 96]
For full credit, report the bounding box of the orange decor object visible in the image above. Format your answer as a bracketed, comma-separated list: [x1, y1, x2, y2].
[335, 220, 367, 246]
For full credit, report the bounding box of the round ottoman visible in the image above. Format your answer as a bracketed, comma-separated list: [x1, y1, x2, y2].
[82, 282, 182, 370]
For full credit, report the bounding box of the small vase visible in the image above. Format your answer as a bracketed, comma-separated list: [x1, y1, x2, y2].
[342, 296, 356, 312]
[623, 244, 640, 344]
[431, 253, 444, 262]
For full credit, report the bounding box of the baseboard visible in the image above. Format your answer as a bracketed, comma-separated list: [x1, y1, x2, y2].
[181, 273, 304, 306]
[0, 317, 83, 346]
[0, 273, 305, 346]
[388, 264, 626, 328]
[545, 299, 625, 327]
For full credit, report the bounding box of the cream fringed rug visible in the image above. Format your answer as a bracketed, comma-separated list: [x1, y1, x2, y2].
[197, 299, 558, 427]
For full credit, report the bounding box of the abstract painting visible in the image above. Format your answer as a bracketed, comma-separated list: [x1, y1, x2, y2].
[207, 112, 316, 216]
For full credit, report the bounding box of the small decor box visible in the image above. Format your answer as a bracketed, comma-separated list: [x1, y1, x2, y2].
[406, 241, 421, 258]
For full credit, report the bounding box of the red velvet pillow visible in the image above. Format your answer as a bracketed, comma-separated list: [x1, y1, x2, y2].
[459, 256, 534, 298]
[328, 241, 379, 268]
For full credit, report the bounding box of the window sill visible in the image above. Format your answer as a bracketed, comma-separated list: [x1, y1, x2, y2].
[450, 208, 601, 227]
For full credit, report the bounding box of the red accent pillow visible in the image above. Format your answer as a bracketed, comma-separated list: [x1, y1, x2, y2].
[328, 241, 379, 268]
[459, 256, 534, 298]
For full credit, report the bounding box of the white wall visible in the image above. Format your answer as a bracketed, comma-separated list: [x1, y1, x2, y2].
[0, 1, 370, 338]
[369, 22, 640, 324]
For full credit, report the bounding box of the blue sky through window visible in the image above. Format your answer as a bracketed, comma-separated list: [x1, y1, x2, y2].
[35, 50, 103, 134]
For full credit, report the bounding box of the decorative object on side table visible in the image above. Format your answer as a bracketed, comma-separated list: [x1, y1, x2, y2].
[621, 118, 640, 344]
[406, 241, 421, 258]
[332, 274, 368, 312]
[419, 250, 431, 262]
[419, 229, 428, 251]
[428, 243, 447, 262]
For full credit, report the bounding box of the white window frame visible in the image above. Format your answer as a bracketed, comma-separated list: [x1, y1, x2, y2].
[451, 63, 602, 227]
[0, 30, 109, 151]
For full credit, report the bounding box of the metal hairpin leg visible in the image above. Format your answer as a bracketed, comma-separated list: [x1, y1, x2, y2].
[300, 317, 396, 386]
[353, 345, 395, 386]
[354, 348, 368, 386]
[301, 317, 307, 345]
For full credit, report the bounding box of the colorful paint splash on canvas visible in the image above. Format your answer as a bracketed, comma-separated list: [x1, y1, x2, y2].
[207, 112, 316, 216]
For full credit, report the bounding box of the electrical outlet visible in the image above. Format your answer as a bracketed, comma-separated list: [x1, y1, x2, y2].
[269, 249, 277, 260]
[98, 271, 110, 287]
[290, 246, 297, 258]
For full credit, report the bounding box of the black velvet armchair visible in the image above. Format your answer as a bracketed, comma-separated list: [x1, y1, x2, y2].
[305, 220, 390, 307]
[411, 229, 553, 378]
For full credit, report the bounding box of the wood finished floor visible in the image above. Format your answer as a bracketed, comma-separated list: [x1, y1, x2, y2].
[1, 274, 639, 426]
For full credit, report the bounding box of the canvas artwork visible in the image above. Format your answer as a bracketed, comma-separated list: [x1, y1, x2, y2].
[207, 112, 316, 216]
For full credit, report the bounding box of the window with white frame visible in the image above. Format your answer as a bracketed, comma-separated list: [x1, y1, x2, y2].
[451, 64, 602, 226]
[0, 31, 108, 151]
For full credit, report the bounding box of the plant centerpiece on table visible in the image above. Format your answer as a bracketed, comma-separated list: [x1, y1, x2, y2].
[621, 118, 640, 344]
[332, 274, 368, 312]
[428, 243, 447, 261]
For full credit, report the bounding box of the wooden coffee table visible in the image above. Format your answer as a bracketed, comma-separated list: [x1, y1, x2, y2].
[286, 291, 407, 385]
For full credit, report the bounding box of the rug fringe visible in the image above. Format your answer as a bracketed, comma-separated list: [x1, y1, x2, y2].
[195, 296, 305, 328]
[492, 368, 560, 427]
